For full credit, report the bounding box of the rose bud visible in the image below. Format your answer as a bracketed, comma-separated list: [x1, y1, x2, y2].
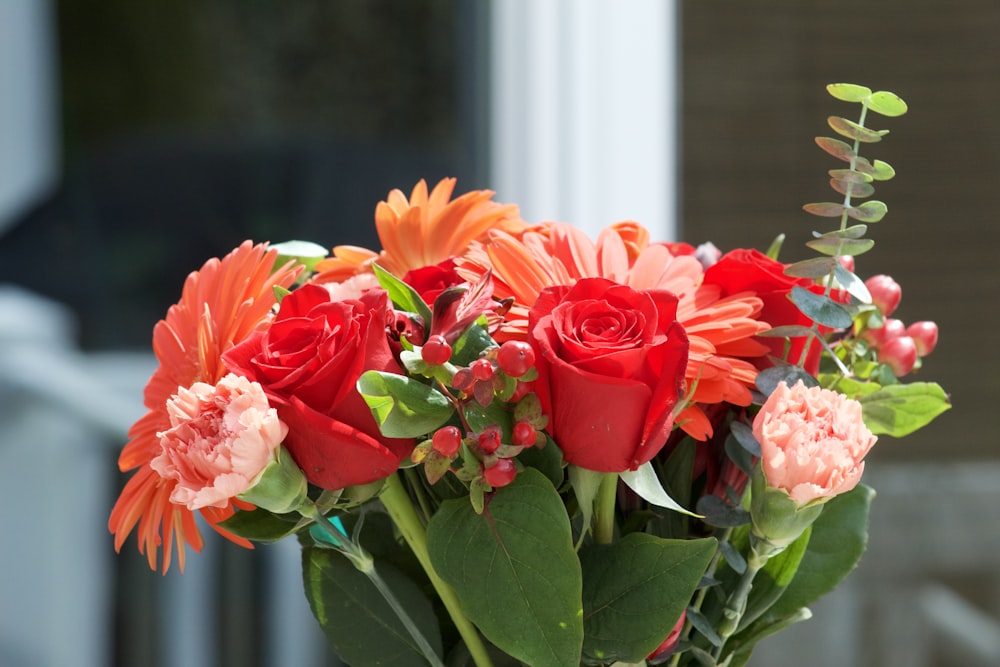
[864, 274, 902, 316]
[879, 335, 918, 376]
[906, 321, 939, 356]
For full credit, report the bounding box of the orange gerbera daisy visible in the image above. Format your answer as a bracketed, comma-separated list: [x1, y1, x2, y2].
[108, 242, 301, 573]
[312, 177, 525, 283]
[455, 222, 771, 439]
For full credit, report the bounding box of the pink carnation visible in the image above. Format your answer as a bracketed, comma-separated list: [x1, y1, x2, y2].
[151, 373, 288, 510]
[753, 381, 877, 505]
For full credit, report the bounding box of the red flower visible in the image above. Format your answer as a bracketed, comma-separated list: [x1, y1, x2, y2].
[222, 284, 412, 490]
[703, 249, 827, 373]
[528, 277, 689, 472]
[401, 258, 464, 305]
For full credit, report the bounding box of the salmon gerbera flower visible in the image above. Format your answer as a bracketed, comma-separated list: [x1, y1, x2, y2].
[455, 221, 772, 440]
[312, 177, 525, 284]
[108, 242, 301, 573]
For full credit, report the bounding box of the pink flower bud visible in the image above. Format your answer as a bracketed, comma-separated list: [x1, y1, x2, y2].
[906, 321, 939, 356]
[864, 274, 902, 316]
[878, 335, 918, 376]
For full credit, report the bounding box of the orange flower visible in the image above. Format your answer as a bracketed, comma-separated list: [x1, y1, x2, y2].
[313, 178, 525, 283]
[455, 222, 771, 439]
[108, 242, 301, 573]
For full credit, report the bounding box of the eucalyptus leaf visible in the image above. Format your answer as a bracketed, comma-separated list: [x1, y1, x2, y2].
[814, 136, 855, 163]
[357, 371, 454, 438]
[790, 287, 854, 328]
[826, 83, 872, 102]
[815, 223, 868, 239]
[728, 421, 761, 458]
[579, 534, 716, 664]
[859, 382, 951, 437]
[755, 366, 818, 396]
[827, 116, 888, 143]
[847, 200, 888, 223]
[829, 177, 874, 198]
[833, 263, 872, 303]
[805, 236, 875, 257]
[426, 469, 584, 667]
[871, 159, 896, 181]
[867, 90, 908, 117]
[757, 324, 818, 338]
[801, 202, 845, 218]
[828, 169, 873, 184]
[784, 257, 835, 279]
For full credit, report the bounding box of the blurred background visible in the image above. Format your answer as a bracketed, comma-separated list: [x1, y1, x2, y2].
[1, 1, 996, 666]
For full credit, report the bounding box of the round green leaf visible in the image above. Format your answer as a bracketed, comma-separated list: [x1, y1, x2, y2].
[826, 83, 872, 102]
[871, 159, 896, 181]
[802, 202, 845, 218]
[805, 236, 875, 257]
[816, 224, 868, 239]
[790, 286, 854, 328]
[814, 136, 856, 163]
[580, 534, 716, 664]
[828, 169, 873, 184]
[785, 257, 836, 279]
[427, 469, 583, 667]
[829, 177, 875, 198]
[847, 200, 888, 223]
[827, 116, 888, 143]
[867, 90, 908, 117]
[755, 365, 819, 396]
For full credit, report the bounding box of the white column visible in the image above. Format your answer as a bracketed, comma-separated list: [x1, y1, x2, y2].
[490, 0, 678, 242]
[0, 0, 59, 235]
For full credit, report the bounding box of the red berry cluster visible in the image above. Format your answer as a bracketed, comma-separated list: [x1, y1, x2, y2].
[862, 274, 938, 376]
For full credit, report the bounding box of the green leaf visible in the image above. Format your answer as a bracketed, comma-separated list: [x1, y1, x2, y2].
[847, 200, 888, 223]
[870, 159, 896, 181]
[517, 435, 565, 490]
[357, 371, 454, 438]
[302, 545, 443, 667]
[790, 286, 853, 329]
[755, 365, 818, 396]
[826, 83, 872, 102]
[216, 507, 300, 542]
[859, 382, 952, 436]
[827, 116, 889, 143]
[757, 324, 816, 338]
[737, 526, 812, 632]
[833, 263, 872, 303]
[579, 534, 716, 664]
[867, 90, 908, 117]
[828, 169, 873, 184]
[816, 224, 869, 239]
[785, 257, 836, 279]
[802, 202, 845, 218]
[814, 136, 855, 163]
[450, 322, 497, 368]
[271, 240, 329, 272]
[427, 469, 584, 667]
[372, 263, 433, 327]
[806, 235, 875, 257]
[620, 462, 697, 516]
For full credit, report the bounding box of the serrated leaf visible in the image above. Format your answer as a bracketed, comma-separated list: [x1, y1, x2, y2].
[426, 469, 583, 667]
[580, 534, 716, 664]
[785, 257, 836, 279]
[829, 177, 875, 198]
[790, 287, 853, 328]
[372, 263, 433, 327]
[859, 382, 951, 437]
[826, 83, 872, 102]
[827, 116, 888, 143]
[871, 159, 896, 181]
[833, 263, 872, 303]
[357, 371, 454, 438]
[814, 136, 855, 163]
[847, 200, 888, 223]
[867, 90, 908, 117]
[802, 202, 845, 218]
[302, 545, 443, 666]
[806, 236, 875, 257]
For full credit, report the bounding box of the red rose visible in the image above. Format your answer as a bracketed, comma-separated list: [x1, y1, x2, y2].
[702, 248, 827, 373]
[222, 284, 412, 490]
[528, 278, 689, 472]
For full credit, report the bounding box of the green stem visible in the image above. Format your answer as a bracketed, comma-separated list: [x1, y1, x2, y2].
[380, 473, 495, 667]
[593, 473, 619, 545]
[304, 504, 446, 667]
[711, 549, 769, 663]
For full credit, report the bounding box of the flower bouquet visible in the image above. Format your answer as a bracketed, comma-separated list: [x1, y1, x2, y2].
[110, 84, 949, 666]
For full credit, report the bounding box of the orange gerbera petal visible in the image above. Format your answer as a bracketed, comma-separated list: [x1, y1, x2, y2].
[456, 222, 771, 439]
[313, 178, 526, 285]
[108, 241, 301, 573]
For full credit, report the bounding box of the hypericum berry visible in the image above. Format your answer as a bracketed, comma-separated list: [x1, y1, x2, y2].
[496, 340, 536, 378]
[865, 274, 902, 317]
[862, 317, 906, 349]
[470, 358, 495, 382]
[431, 425, 463, 457]
[477, 427, 503, 454]
[906, 321, 939, 356]
[838, 255, 856, 273]
[483, 458, 517, 488]
[512, 421, 537, 447]
[879, 335, 918, 376]
[421, 334, 452, 366]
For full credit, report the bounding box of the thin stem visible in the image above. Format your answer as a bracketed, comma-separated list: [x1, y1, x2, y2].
[593, 473, 619, 545]
[711, 549, 769, 664]
[304, 505, 446, 667]
[380, 473, 495, 667]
